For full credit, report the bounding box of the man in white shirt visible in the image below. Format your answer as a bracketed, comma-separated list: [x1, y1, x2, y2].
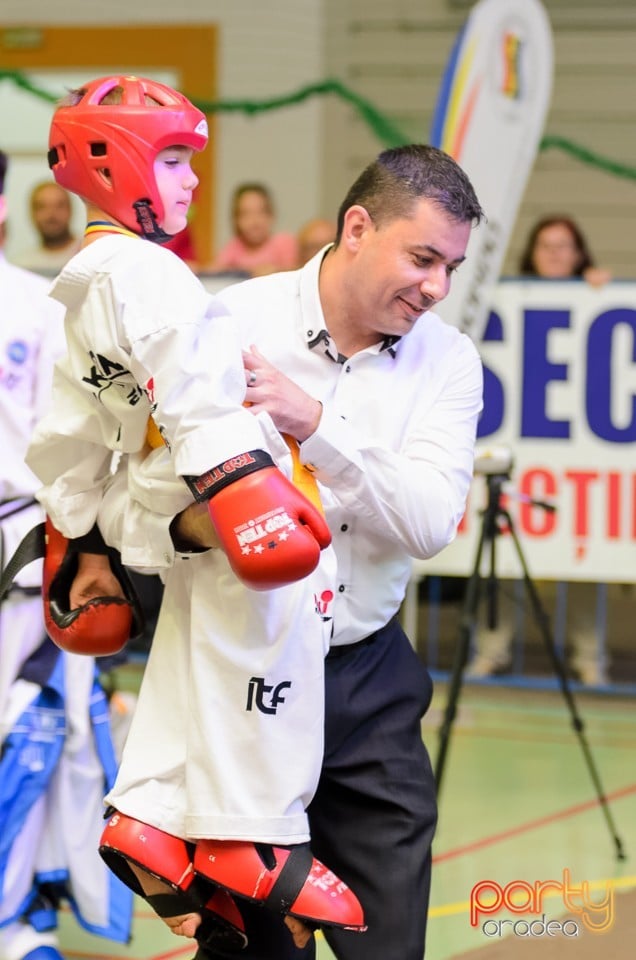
[103, 143, 484, 960]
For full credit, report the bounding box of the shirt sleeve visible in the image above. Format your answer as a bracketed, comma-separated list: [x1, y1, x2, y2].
[26, 354, 119, 537]
[32, 297, 67, 423]
[27, 244, 276, 536]
[299, 335, 484, 560]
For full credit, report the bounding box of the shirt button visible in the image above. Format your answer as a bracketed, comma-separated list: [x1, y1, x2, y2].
[345, 364, 351, 372]
[338, 584, 345, 593]
[340, 524, 348, 532]
[307, 329, 313, 337]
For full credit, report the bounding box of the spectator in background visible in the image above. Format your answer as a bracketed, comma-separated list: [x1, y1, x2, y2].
[468, 214, 613, 686]
[209, 182, 298, 277]
[296, 217, 336, 266]
[13, 180, 80, 274]
[519, 214, 613, 287]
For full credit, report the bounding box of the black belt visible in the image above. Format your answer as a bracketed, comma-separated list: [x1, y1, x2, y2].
[326, 619, 395, 659]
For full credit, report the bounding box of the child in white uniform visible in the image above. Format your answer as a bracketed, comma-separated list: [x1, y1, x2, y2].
[24, 75, 364, 954]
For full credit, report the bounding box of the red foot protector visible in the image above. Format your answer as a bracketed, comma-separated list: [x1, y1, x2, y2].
[194, 840, 367, 932]
[99, 810, 196, 890]
[44, 517, 143, 656]
[100, 811, 247, 950]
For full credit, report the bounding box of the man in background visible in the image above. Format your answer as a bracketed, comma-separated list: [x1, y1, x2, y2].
[12, 180, 80, 274]
[296, 217, 336, 266]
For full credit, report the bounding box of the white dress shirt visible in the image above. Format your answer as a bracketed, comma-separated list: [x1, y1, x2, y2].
[218, 249, 483, 645]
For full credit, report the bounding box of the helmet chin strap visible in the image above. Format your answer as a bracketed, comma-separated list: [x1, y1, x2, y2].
[133, 199, 174, 244]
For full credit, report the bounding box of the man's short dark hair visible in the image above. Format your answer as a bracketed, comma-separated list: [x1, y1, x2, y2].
[335, 144, 484, 244]
[0, 150, 7, 195]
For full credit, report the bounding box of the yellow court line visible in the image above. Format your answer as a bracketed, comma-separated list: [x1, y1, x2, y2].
[429, 874, 636, 919]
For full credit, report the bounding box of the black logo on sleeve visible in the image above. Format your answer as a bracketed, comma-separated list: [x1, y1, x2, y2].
[246, 677, 292, 715]
[82, 351, 143, 406]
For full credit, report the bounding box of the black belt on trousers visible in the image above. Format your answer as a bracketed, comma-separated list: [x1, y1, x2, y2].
[326, 617, 396, 659]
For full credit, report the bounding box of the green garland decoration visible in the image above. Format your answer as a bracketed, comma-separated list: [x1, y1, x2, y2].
[2, 68, 635, 182]
[539, 135, 636, 182]
[195, 78, 408, 149]
[0, 68, 57, 103]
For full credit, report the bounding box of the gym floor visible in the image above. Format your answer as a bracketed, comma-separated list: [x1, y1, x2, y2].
[57, 670, 636, 960]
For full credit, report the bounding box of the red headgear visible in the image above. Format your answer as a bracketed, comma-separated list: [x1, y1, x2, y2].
[48, 75, 208, 240]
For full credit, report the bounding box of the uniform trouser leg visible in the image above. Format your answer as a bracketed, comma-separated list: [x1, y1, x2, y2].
[198, 618, 437, 960]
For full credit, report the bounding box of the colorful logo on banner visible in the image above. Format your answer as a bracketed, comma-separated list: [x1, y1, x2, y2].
[470, 869, 615, 937]
[430, 0, 553, 341]
[502, 31, 522, 99]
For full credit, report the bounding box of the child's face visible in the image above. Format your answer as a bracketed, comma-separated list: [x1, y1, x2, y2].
[154, 146, 198, 235]
[234, 190, 273, 247]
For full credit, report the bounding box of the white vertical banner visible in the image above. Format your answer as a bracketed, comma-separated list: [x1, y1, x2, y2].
[430, 0, 554, 341]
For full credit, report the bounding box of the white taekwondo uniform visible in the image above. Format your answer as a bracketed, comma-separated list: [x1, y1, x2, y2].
[0, 252, 131, 950]
[25, 236, 336, 844]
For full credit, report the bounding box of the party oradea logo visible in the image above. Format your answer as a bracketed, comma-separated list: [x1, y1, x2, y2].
[470, 869, 614, 938]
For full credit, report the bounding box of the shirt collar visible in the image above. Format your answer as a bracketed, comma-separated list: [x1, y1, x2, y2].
[299, 246, 401, 364]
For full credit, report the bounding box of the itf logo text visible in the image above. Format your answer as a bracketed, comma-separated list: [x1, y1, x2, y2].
[470, 870, 614, 938]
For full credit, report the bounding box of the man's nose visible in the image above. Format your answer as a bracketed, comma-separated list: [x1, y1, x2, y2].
[419, 265, 449, 302]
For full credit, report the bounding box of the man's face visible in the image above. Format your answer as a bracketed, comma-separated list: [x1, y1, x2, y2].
[31, 184, 73, 244]
[344, 197, 471, 341]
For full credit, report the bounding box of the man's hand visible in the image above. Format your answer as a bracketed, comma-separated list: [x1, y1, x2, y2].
[243, 346, 322, 442]
[70, 553, 125, 608]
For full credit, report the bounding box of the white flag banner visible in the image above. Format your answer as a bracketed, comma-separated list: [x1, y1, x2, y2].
[430, 0, 554, 341]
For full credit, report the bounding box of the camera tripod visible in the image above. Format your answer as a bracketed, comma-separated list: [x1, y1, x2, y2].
[434, 470, 626, 860]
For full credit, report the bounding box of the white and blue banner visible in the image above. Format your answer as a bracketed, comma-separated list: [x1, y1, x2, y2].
[430, 0, 554, 341]
[426, 280, 636, 582]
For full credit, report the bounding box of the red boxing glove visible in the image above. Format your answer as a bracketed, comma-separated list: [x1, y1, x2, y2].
[183, 450, 331, 590]
[43, 517, 144, 656]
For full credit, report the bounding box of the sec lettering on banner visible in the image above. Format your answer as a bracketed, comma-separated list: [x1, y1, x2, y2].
[478, 306, 636, 443]
[586, 308, 636, 441]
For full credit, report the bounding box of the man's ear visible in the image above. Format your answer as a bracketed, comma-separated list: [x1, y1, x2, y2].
[0, 195, 7, 226]
[340, 204, 373, 252]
